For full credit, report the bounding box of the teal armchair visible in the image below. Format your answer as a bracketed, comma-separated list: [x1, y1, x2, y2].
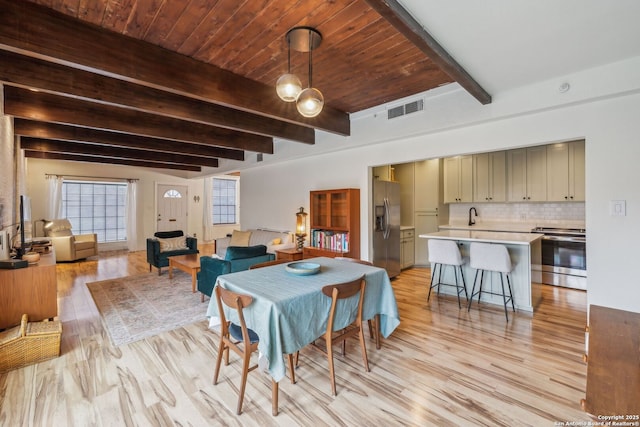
[197, 257, 232, 302]
[197, 245, 275, 301]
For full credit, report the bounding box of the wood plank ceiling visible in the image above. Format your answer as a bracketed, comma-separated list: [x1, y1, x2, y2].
[0, 0, 489, 174]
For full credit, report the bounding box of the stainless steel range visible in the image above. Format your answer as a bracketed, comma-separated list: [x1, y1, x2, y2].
[531, 226, 586, 290]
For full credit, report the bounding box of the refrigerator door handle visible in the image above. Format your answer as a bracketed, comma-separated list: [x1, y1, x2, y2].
[383, 197, 390, 239]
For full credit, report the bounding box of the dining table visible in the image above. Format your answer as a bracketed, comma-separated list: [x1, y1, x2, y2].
[205, 256, 401, 383]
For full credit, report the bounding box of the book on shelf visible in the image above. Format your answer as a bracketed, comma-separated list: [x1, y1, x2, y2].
[310, 229, 349, 252]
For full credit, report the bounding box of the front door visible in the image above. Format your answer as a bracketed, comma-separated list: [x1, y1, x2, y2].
[157, 184, 188, 232]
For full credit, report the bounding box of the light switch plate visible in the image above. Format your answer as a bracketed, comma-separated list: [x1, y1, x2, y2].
[610, 200, 626, 216]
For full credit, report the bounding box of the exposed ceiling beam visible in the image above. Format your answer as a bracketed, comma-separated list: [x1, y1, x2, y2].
[364, 0, 492, 105]
[0, 0, 350, 136]
[4, 86, 274, 154]
[0, 50, 315, 144]
[20, 137, 219, 168]
[14, 120, 245, 161]
[24, 151, 201, 172]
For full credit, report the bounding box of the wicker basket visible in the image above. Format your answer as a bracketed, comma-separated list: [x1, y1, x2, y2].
[0, 314, 62, 373]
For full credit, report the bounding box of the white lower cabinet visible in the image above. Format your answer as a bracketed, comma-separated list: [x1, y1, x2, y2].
[400, 228, 415, 269]
[414, 211, 438, 266]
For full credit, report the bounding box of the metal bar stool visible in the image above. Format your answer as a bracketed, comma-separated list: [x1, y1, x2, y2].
[467, 242, 516, 321]
[427, 239, 468, 308]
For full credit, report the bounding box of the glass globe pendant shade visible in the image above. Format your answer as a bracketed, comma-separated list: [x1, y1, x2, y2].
[276, 73, 302, 102]
[296, 87, 324, 118]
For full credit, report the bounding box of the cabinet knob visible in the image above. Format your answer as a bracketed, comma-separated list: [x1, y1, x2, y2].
[527, 197, 531, 200]
[570, 196, 574, 199]
[485, 197, 489, 201]
[565, 196, 568, 200]
[522, 197, 526, 200]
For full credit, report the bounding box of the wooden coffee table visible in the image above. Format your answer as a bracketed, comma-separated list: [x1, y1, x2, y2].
[168, 254, 201, 293]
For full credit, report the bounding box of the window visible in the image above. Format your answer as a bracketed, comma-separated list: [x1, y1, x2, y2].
[61, 181, 127, 243]
[212, 177, 238, 225]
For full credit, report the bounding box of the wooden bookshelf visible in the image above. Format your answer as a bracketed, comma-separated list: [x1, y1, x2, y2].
[303, 188, 360, 259]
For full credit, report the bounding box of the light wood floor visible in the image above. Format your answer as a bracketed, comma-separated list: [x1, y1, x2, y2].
[0, 245, 594, 426]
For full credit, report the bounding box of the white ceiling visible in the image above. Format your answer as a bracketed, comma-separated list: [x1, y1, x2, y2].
[399, 0, 640, 94]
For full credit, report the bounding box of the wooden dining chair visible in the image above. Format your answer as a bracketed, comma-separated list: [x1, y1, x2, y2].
[213, 285, 278, 415]
[311, 275, 370, 396]
[248, 258, 290, 269]
[334, 257, 381, 349]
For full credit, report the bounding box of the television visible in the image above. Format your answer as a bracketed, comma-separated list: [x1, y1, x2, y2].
[16, 195, 32, 259]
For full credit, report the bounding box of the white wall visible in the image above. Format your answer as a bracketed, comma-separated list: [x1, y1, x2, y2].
[239, 57, 640, 315]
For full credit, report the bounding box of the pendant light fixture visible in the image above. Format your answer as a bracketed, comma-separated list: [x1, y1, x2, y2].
[275, 27, 324, 118]
[275, 40, 301, 102]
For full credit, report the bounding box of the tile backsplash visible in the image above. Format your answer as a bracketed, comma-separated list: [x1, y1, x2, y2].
[449, 202, 585, 227]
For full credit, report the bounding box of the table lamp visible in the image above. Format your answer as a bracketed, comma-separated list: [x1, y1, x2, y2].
[295, 207, 307, 250]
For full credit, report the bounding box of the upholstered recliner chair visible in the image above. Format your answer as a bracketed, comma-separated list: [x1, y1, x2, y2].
[43, 219, 98, 262]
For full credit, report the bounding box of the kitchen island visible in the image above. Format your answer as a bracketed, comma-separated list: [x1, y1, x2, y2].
[419, 230, 543, 312]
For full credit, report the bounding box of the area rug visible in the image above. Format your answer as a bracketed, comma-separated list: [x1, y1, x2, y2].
[87, 272, 206, 347]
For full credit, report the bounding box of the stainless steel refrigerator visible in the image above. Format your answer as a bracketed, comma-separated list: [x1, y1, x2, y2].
[373, 180, 401, 278]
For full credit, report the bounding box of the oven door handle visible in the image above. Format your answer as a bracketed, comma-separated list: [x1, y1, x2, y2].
[542, 235, 586, 243]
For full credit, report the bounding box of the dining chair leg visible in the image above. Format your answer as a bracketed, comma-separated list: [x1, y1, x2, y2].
[272, 379, 279, 416]
[358, 323, 370, 372]
[326, 334, 337, 396]
[287, 354, 296, 384]
[237, 352, 251, 415]
[367, 319, 374, 339]
[213, 338, 225, 384]
[375, 314, 381, 349]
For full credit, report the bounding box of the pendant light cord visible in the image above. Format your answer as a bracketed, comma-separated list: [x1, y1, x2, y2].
[308, 30, 313, 88]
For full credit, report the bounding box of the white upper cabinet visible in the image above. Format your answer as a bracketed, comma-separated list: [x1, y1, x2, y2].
[473, 151, 506, 202]
[414, 159, 440, 211]
[373, 165, 393, 181]
[507, 146, 547, 202]
[546, 140, 585, 202]
[444, 155, 473, 203]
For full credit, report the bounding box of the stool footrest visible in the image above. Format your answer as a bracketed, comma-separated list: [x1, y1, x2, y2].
[427, 263, 468, 309]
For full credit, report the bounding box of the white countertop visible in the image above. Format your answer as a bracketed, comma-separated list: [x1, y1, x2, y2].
[419, 230, 543, 245]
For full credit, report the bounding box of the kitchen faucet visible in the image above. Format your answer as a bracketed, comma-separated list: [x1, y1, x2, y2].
[468, 207, 478, 226]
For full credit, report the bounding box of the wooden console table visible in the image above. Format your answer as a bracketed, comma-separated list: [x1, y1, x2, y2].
[275, 248, 303, 261]
[0, 250, 57, 330]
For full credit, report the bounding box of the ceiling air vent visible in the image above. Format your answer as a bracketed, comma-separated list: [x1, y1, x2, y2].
[387, 99, 424, 120]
